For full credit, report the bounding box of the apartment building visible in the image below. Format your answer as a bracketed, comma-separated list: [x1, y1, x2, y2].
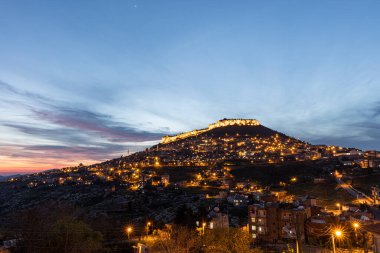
[248, 203, 310, 243]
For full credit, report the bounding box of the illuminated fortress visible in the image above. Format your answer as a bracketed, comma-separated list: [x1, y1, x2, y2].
[161, 119, 260, 144]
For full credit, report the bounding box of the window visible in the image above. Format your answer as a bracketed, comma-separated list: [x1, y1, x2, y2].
[251, 218, 256, 222]
[252, 234, 257, 238]
[258, 227, 262, 232]
[251, 225, 256, 231]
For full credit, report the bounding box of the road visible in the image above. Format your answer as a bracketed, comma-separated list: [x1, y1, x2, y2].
[335, 175, 373, 205]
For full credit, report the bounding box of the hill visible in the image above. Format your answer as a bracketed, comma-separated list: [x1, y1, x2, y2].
[0, 119, 344, 233]
[1, 118, 334, 193]
[115, 118, 318, 168]
[161, 119, 281, 143]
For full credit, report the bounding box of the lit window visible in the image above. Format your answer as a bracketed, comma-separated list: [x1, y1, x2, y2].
[258, 227, 262, 232]
[252, 225, 256, 231]
[251, 218, 256, 222]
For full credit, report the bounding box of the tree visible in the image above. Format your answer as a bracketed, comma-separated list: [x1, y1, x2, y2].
[149, 225, 198, 253]
[201, 228, 262, 253]
[7, 203, 103, 253]
[47, 218, 103, 253]
[148, 226, 263, 253]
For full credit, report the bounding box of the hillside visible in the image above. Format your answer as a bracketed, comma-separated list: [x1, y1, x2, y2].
[2, 119, 330, 192]
[114, 119, 317, 168]
[0, 119, 342, 232]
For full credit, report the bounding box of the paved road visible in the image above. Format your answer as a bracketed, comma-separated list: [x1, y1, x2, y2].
[335, 175, 380, 221]
[335, 176, 373, 205]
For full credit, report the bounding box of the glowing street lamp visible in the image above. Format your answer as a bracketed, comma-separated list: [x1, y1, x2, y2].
[202, 222, 206, 235]
[146, 222, 152, 236]
[353, 222, 360, 240]
[126, 226, 133, 240]
[336, 203, 342, 212]
[331, 229, 343, 253]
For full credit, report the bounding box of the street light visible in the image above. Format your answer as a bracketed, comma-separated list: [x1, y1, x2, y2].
[336, 203, 342, 212]
[331, 229, 343, 253]
[353, 222, 360, 240]
[202, 222, 206, 235]
[126, 226, 133, 240]
[146, 222, 152, 236]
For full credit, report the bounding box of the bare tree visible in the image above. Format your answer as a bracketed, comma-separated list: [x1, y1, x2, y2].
[201, 228, 262, 253]
[149, 226, 198, 253]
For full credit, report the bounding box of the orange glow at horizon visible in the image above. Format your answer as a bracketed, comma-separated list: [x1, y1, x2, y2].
[0, 157, 101, 175]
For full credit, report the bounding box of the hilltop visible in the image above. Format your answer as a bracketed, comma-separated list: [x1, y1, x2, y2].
[115, 118, 320, 168]
[161, 119, 262, 143]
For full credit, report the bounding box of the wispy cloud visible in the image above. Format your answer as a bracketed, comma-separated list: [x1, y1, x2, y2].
[303, 101, 380, 149]
[0, 143, 134, 161]
[0, 80, 167, 172]
[0, 81, 47, 102]
[33, 108, 164, 142]
[1, 80, 166, 142]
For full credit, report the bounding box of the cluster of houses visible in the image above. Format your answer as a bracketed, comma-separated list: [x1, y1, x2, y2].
[247, 194, 380, 252]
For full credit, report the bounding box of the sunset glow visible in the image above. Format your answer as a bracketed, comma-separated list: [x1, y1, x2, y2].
[1, 1, 380, 175]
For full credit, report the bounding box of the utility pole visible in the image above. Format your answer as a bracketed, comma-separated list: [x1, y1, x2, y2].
[293, 211, 303, 253]
[331, 234, 336, 253]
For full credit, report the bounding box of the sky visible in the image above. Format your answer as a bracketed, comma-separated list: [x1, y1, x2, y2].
[1, 0, 380, 175]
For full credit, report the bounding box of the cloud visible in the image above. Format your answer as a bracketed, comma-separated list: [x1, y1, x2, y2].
[1, 143, 132, 161]
[2, 123, 91, 144]
[0, 81, 46, 101]
[349, 102, 380, 141]
[0, 80, 168, 172]
[1, 80, 166, 143]
[0, 142, 146, 173]
[370, 101, 380, 118]
[32, 107, 164, 142]
[0, 123, 151, 171]
[304, 101, 380, 150]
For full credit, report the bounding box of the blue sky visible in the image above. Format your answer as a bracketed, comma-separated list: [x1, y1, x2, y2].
[1, 0, 380, 174]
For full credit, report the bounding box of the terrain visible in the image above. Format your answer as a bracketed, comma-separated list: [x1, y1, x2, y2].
[1, 118, 375, 252]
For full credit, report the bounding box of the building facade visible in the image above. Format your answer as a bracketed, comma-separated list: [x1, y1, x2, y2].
[248, 203, 309, 244]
